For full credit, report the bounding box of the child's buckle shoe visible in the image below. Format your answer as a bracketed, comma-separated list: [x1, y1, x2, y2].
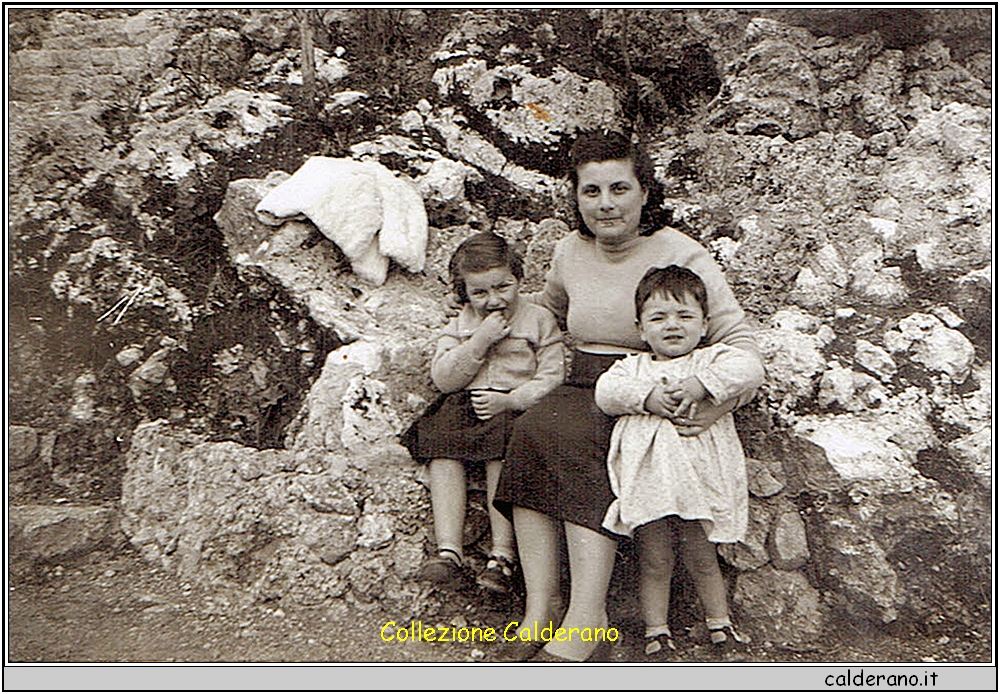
[643, 627, 677, 661]
[416, 550, 462, 586]
[709, 622, 749, 662]
[492, 638, 544, 662]
[476, 554, 516, 594]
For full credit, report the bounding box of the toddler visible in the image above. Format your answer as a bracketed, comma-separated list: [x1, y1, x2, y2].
[402, 233, 564, 593]
[594, 265, 764, 660]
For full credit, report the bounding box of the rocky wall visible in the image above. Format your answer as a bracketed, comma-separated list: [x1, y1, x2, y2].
[9, 8, 993, 647]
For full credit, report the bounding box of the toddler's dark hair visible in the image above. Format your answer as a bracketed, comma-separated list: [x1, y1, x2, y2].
[449, 232, 524, 304]
[634, 265, 709, 319]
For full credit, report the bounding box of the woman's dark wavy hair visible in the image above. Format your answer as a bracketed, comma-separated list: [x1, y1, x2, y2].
[567, 130, 665, 238]
[448, 232, 524, 304]
[634, 265, 709, 320]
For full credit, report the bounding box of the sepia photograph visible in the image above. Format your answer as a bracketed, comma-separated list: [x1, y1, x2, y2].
[5, 5, 994, 690]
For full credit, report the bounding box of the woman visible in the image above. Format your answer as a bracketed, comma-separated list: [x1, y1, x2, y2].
[493, 131, 761, 662]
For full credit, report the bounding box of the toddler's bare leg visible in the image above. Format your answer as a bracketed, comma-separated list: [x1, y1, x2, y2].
[678, 520, 728, 621]
[636, 517, 677, 632]
[485, 459, 515, 560]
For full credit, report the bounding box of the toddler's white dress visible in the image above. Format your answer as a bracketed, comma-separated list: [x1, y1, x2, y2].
[594, 347, 763, 542]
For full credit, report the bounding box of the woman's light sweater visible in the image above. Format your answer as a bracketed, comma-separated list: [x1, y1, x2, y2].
[535, 228, 759, 356]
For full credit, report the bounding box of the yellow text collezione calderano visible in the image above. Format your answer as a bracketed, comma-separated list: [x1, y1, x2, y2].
[380, 620, 620, 644]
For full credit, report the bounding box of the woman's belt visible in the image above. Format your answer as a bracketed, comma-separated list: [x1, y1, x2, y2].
[574, 342, 646, 356]
[567, 345, 647, 387]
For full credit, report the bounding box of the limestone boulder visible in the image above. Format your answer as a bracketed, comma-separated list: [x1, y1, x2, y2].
[879, 102, 992, 275]
[9, 425, 44, 487]
[905, 41, 992, 111]
[947, 427, 991, 489]
[807, 503, 905, 624]
[119, 420, 208, 567]
[718, 496, 776, 571]
[793, 411, 937, 488]
[119, 419, 433, 612]
[9, 504, 121, 579]
[284, 340, 432, 460]
[127, 89, 292, 181]
[423, 107, 562, 203]
[707, 19, 822, 140]
[768, 510, 810, 571]
[214, 175, 447, 344]
[884, 312, 976, 385]
[756, 308, 835, 416]
[434, 60, 621, 148]
[733, 566, 824, 647]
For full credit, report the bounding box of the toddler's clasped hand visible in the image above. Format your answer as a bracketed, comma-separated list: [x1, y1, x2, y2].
[645, 376, 710, 432]
[643, 383, 676, 418]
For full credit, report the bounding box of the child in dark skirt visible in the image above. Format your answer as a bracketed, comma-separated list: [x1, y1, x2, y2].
[401, 233, 564, 593]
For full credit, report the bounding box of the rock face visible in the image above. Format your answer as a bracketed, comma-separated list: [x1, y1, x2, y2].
[9, 8, 992, 647]
[120, 419, 430, 611]
[9, 504, 121, 579]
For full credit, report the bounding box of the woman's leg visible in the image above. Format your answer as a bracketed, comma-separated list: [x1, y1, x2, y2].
[427, 458, 466, 560]
[485, 459, 515, 560]
[512, 506, 561, 629]
[637, 518, 677, 641]
[678, 520, 727, 622]
[542, 522, 617, 661]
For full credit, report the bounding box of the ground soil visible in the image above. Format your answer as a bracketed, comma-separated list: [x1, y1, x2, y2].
[7, 544, 990, 665]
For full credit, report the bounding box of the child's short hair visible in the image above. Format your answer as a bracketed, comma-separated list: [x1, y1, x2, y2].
[634, 265, 709, 318]
[449, 232, 524, 304]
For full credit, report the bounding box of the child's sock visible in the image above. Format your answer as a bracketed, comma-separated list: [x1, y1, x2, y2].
[644, 624, 676, 654]
[437, 547, 463, 566]
[489, 547, 516, 564]
[706, 616, 731, 644]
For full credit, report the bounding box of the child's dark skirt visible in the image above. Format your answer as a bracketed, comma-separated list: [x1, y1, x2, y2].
[400, 391, 517, 464]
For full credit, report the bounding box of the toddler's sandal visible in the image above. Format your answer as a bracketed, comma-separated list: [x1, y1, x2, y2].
[416, 549, 462, 586]
[643, 628, 677, 660]
[709, 622, 750, 662]
[476, 554, 517, 594]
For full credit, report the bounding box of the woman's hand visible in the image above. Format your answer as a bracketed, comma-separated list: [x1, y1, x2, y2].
[470, 390, 511, 420]
[667, 396, 736, 436]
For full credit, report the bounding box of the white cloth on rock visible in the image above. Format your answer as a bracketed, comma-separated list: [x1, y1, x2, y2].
[254, 156, 428, 285]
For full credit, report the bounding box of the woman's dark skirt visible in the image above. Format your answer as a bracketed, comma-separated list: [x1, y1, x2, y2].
[493, 351, 622, 536]
[400, 391, 516, 464]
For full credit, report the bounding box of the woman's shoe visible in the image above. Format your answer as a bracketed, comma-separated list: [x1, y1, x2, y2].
[528, 635, 613, 663]
[528, 648, 572, 663]
[492, 638, 544, 662]
[584, 636, 613, 662]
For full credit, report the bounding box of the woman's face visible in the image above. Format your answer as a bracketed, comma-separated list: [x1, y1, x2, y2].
[575, 158, 648, 245]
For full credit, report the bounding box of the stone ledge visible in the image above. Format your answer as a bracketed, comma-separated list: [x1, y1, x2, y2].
[8, 504, 122, 578]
